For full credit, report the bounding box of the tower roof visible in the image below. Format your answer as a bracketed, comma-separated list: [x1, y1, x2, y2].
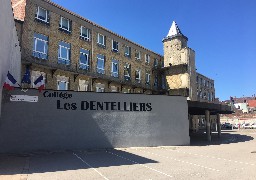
[167, 21, 183, 37]
[163, 21, 188, 42]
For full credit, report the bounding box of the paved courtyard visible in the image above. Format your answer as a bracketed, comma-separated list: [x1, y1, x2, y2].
[0, 129, 256, 180]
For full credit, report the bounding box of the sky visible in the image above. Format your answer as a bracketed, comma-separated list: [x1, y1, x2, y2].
[51, 0, 256, 101]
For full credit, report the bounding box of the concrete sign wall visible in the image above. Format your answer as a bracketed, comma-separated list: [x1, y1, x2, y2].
[0, 89, 189, 153]
[0, 0, 21, 116]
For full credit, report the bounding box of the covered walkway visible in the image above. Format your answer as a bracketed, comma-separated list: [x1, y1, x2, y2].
[188, 101, 233, 141]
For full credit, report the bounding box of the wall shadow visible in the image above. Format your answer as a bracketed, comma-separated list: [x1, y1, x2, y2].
[0, 149, 158, 175]
[190, 131, 254, 146]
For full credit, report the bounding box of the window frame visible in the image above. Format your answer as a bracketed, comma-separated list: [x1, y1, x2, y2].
[96, 54, 105, 74]
[135, 69, 141, 83]
[79, 48, 90, 70]
[35, 6, 49, 24]
[80, 26, 90, 41]
[111, 59, 119, 77]
[112, 40, 119, 52]
[124, 63, 131, 80]
[97, 33, 105, 47]
[59, 16, 71, 33]
[96, 87, 105, 92]
[33, 33, 48, 60]
[31, 71, 46, 88]
[154, 58, 158, 67]
[145, 54, 150, 64]
[58, 41, 71, 65]
[124, 45, 131, 57]
[57, 80, 69, 90]
[135, 50, 141, 60]
[78, 79, 89, 91]
[145, 72, 150, 85]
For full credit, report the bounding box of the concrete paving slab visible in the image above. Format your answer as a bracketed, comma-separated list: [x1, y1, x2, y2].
[0, 130, 256, 180]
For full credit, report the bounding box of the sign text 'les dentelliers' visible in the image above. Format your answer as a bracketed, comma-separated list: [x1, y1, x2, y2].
[43, 91, 152, 111]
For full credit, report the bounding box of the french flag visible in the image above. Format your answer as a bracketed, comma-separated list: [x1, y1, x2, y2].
[3, 71, 18, 90]
[34, 75, 45, 92]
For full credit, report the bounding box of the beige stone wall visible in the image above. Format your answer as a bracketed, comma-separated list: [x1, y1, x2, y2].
[163, 36, 188, 67]
[163, 35, 197, 100]
[19, 0, 163, 93]
[166, 73, 189, 89]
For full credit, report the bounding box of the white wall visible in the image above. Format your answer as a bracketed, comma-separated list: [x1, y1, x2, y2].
[234, 103, 249, 113]
[0, 0, 21, 116]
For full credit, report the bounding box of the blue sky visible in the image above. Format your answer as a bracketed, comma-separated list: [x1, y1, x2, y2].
[51, 0, 256, 101]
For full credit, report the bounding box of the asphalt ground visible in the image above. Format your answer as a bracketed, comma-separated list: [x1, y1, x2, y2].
[0, 129, 256, 180]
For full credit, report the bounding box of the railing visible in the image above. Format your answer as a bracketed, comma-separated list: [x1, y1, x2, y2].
[24, 58, 155, 90]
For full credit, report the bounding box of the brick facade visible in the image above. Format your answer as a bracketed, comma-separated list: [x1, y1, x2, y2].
[15, 0, 163, 93]
[12, 0, 215, 102]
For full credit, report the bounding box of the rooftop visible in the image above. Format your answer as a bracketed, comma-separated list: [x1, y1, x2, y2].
[167, 21, 183, 37]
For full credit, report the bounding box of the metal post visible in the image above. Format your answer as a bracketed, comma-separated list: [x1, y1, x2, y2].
[217, 113, 221, 138]
[205, 110, 211, 141]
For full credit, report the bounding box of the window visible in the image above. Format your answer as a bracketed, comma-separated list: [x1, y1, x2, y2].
[135, 50, 141, 60]
[58, 41, 71, 65]
[111, 59, 119, 77]
[111, 86, 118, 92]
[145, 72, 150, 85]
[80, 26, 90, 41]
[59, 16, 71, 33]
[97, 33, 105, 47]
[199, 91, 202, 98]
[58, 81, 68, 90]
[161, 61, 164, 68]
[154, 58, 158, 67]
[96, 54, 105, 74]
[154, 75, 158, 87]
[35, 6, 49, 24]
[57, 75, 69, 90]
[135, 69, 141, 83]
[96, 83, 105, 92]
[123, 88, 131, 93]
[96, 87, 104, 92]
[145, 54, 150, 64]
[78, 79, 89, 91]
[124, 45, 131, 57]
[203, 92, 207, 99]
[124, 63, 131, 81]
[208, 92, 211, 101]
[112, 40, 119, 52]
[196, 76, 199, 83]
[31, 71, 46, 88]
[33, 33, 48, 59]
[79, 49, 90, 70]
[203, 79, 206, 86]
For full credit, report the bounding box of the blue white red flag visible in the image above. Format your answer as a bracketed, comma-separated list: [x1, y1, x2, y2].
[34, 75, 45, 92]
[3, 71, 18, 90]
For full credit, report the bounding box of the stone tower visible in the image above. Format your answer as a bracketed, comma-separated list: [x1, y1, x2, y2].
[162, 21, 197, 101]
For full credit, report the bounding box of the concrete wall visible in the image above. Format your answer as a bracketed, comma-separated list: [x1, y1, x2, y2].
[0, 89, 189, 153]
[0, 0, 21, 116]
